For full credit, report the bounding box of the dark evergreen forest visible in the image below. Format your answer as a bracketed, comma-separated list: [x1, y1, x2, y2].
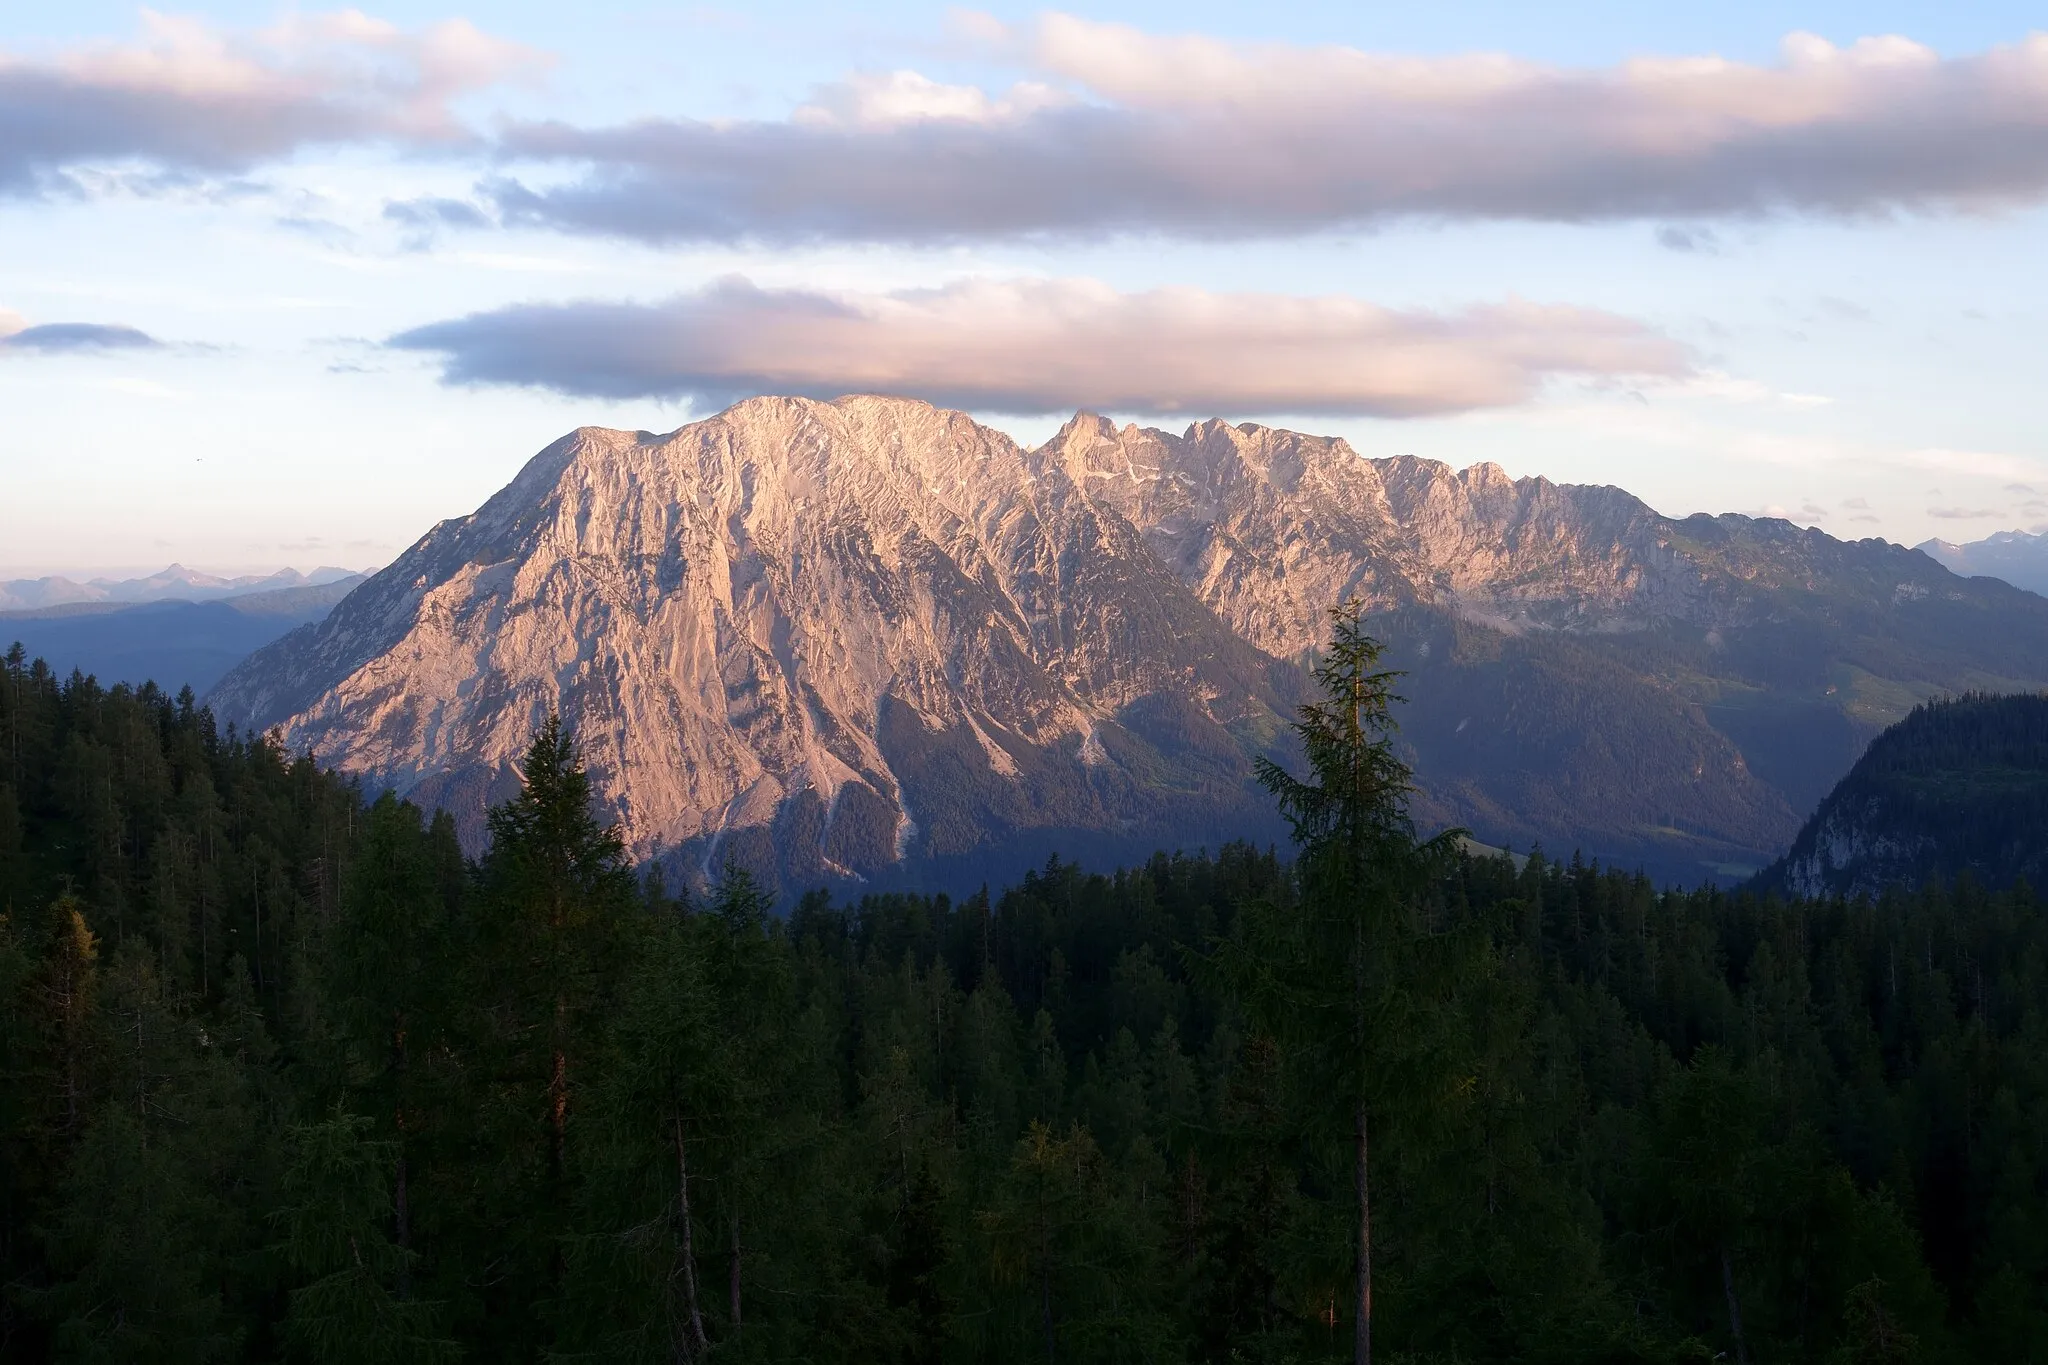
[7, 627, 2048, 1363]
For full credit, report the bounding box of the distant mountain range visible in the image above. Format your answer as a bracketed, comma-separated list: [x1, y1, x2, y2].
[2, 577, 364, 696]
[207, 395, 2048, 891]
[1756, 693, 2048, 897]
[0, 563, 363, 612]
[1916, 529, 2048, 597]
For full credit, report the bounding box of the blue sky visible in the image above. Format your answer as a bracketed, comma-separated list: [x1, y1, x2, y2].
[3, 2, 2046, 574]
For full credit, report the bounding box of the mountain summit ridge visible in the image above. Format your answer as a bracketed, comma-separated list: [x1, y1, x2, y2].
[210, 394, 2048, 888]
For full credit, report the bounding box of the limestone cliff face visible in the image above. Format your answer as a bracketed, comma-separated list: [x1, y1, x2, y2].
[211, 395, 2048, 889]
[210, 396, 1294, 886]
[1047, 414, 1759, 655]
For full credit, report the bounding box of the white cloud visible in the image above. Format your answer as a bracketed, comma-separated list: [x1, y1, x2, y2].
[791, 70, 1073, 128]
[1661, 370, 1833, 407]
[388, 275, 1689, 417]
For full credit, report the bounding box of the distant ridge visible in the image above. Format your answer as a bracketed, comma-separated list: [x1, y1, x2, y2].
[0, 563, 366, 612]
[2, 578, 363, 695]
[209, 395, 2048, 890]
[1916, 529, 2048, 597]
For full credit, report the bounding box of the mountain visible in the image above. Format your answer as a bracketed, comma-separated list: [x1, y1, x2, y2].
[2, 578, 363, 695]
[1755, 693, 2048, 897]
[209, 396, 2048, 890]
[0, 563, 363, 612]
[1917, 529, 2048, 597]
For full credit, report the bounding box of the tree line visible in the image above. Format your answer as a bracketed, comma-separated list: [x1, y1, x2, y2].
[6, 619, 2048, 1361]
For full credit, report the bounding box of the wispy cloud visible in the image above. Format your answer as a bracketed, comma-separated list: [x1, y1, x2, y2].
[1927, 506, 2005, 520]
[0, 11, 541, 195]
[489, 16, 2048, 244]
[387, 276, 1688, 418]
[384, 196, 493, 230]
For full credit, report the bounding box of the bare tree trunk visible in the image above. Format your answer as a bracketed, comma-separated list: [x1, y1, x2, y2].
[1041, 1175, 1055, 1364]
[1721, 1246, 1750, 1365]
[673, 1116, 708, 1359]
[393, 1009, 411, 1299]
[550, 998, 568, 1179]
[251, 864, 261, 992]
[1356, 1103, 1372, 1365]
[1042, 1251, 1055, 1365]
[728, 1203, 742, 1340]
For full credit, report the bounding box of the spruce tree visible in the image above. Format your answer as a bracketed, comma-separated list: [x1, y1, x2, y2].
[472, 712, 638, 1348]
[1216, 601, 1468, 1365]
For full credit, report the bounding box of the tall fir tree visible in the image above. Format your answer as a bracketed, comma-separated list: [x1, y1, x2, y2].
[1216, 601, 1471, 1365]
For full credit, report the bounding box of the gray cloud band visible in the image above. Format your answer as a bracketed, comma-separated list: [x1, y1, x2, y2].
[387, 276, 1689, 418]
[486, 26, 2048, 242]
[14, 14, 2043, 239]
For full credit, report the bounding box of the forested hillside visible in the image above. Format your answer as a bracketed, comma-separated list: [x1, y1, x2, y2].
[10, 637, 2048, 1361]
[1758, 692, 2048, 897]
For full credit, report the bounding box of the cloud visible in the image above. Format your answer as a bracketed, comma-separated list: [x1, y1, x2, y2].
[1842, 496, 1871, 509]
[384, 195, 493, 230]
[488, 17, 2048, 244]
[1850, 513, 1881, 523]
[0, 11, 541, 195]
[0, 316, 160, 353]
[1927, 506, 2004, 519]
[1667, 371, 1831, 407]
[387, 275, 1689, 417]
[1800, 501, 1829, 517]
[1656, 225, 1719, 254]
[1813, 295, 1875, 324]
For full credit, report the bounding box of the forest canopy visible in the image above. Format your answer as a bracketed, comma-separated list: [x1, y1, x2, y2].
[4, 634, 2048, 1363]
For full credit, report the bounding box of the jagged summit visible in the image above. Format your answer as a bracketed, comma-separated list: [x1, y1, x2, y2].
[211, 395, 2048, 889]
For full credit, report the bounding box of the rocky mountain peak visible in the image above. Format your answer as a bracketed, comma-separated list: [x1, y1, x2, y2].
[210, 395, 1295, 886]
[208, 394, 2048, 892]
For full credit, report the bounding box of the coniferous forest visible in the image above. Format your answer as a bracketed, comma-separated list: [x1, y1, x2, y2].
[11, 621, 2048, 1364]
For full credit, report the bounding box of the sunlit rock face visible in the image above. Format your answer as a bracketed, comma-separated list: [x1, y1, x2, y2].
[209, 396, 1298, 889]
[212, 394, 2048, 891]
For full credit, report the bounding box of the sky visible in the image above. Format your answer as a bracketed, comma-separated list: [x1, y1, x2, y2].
[3, 2, 2047, 575]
